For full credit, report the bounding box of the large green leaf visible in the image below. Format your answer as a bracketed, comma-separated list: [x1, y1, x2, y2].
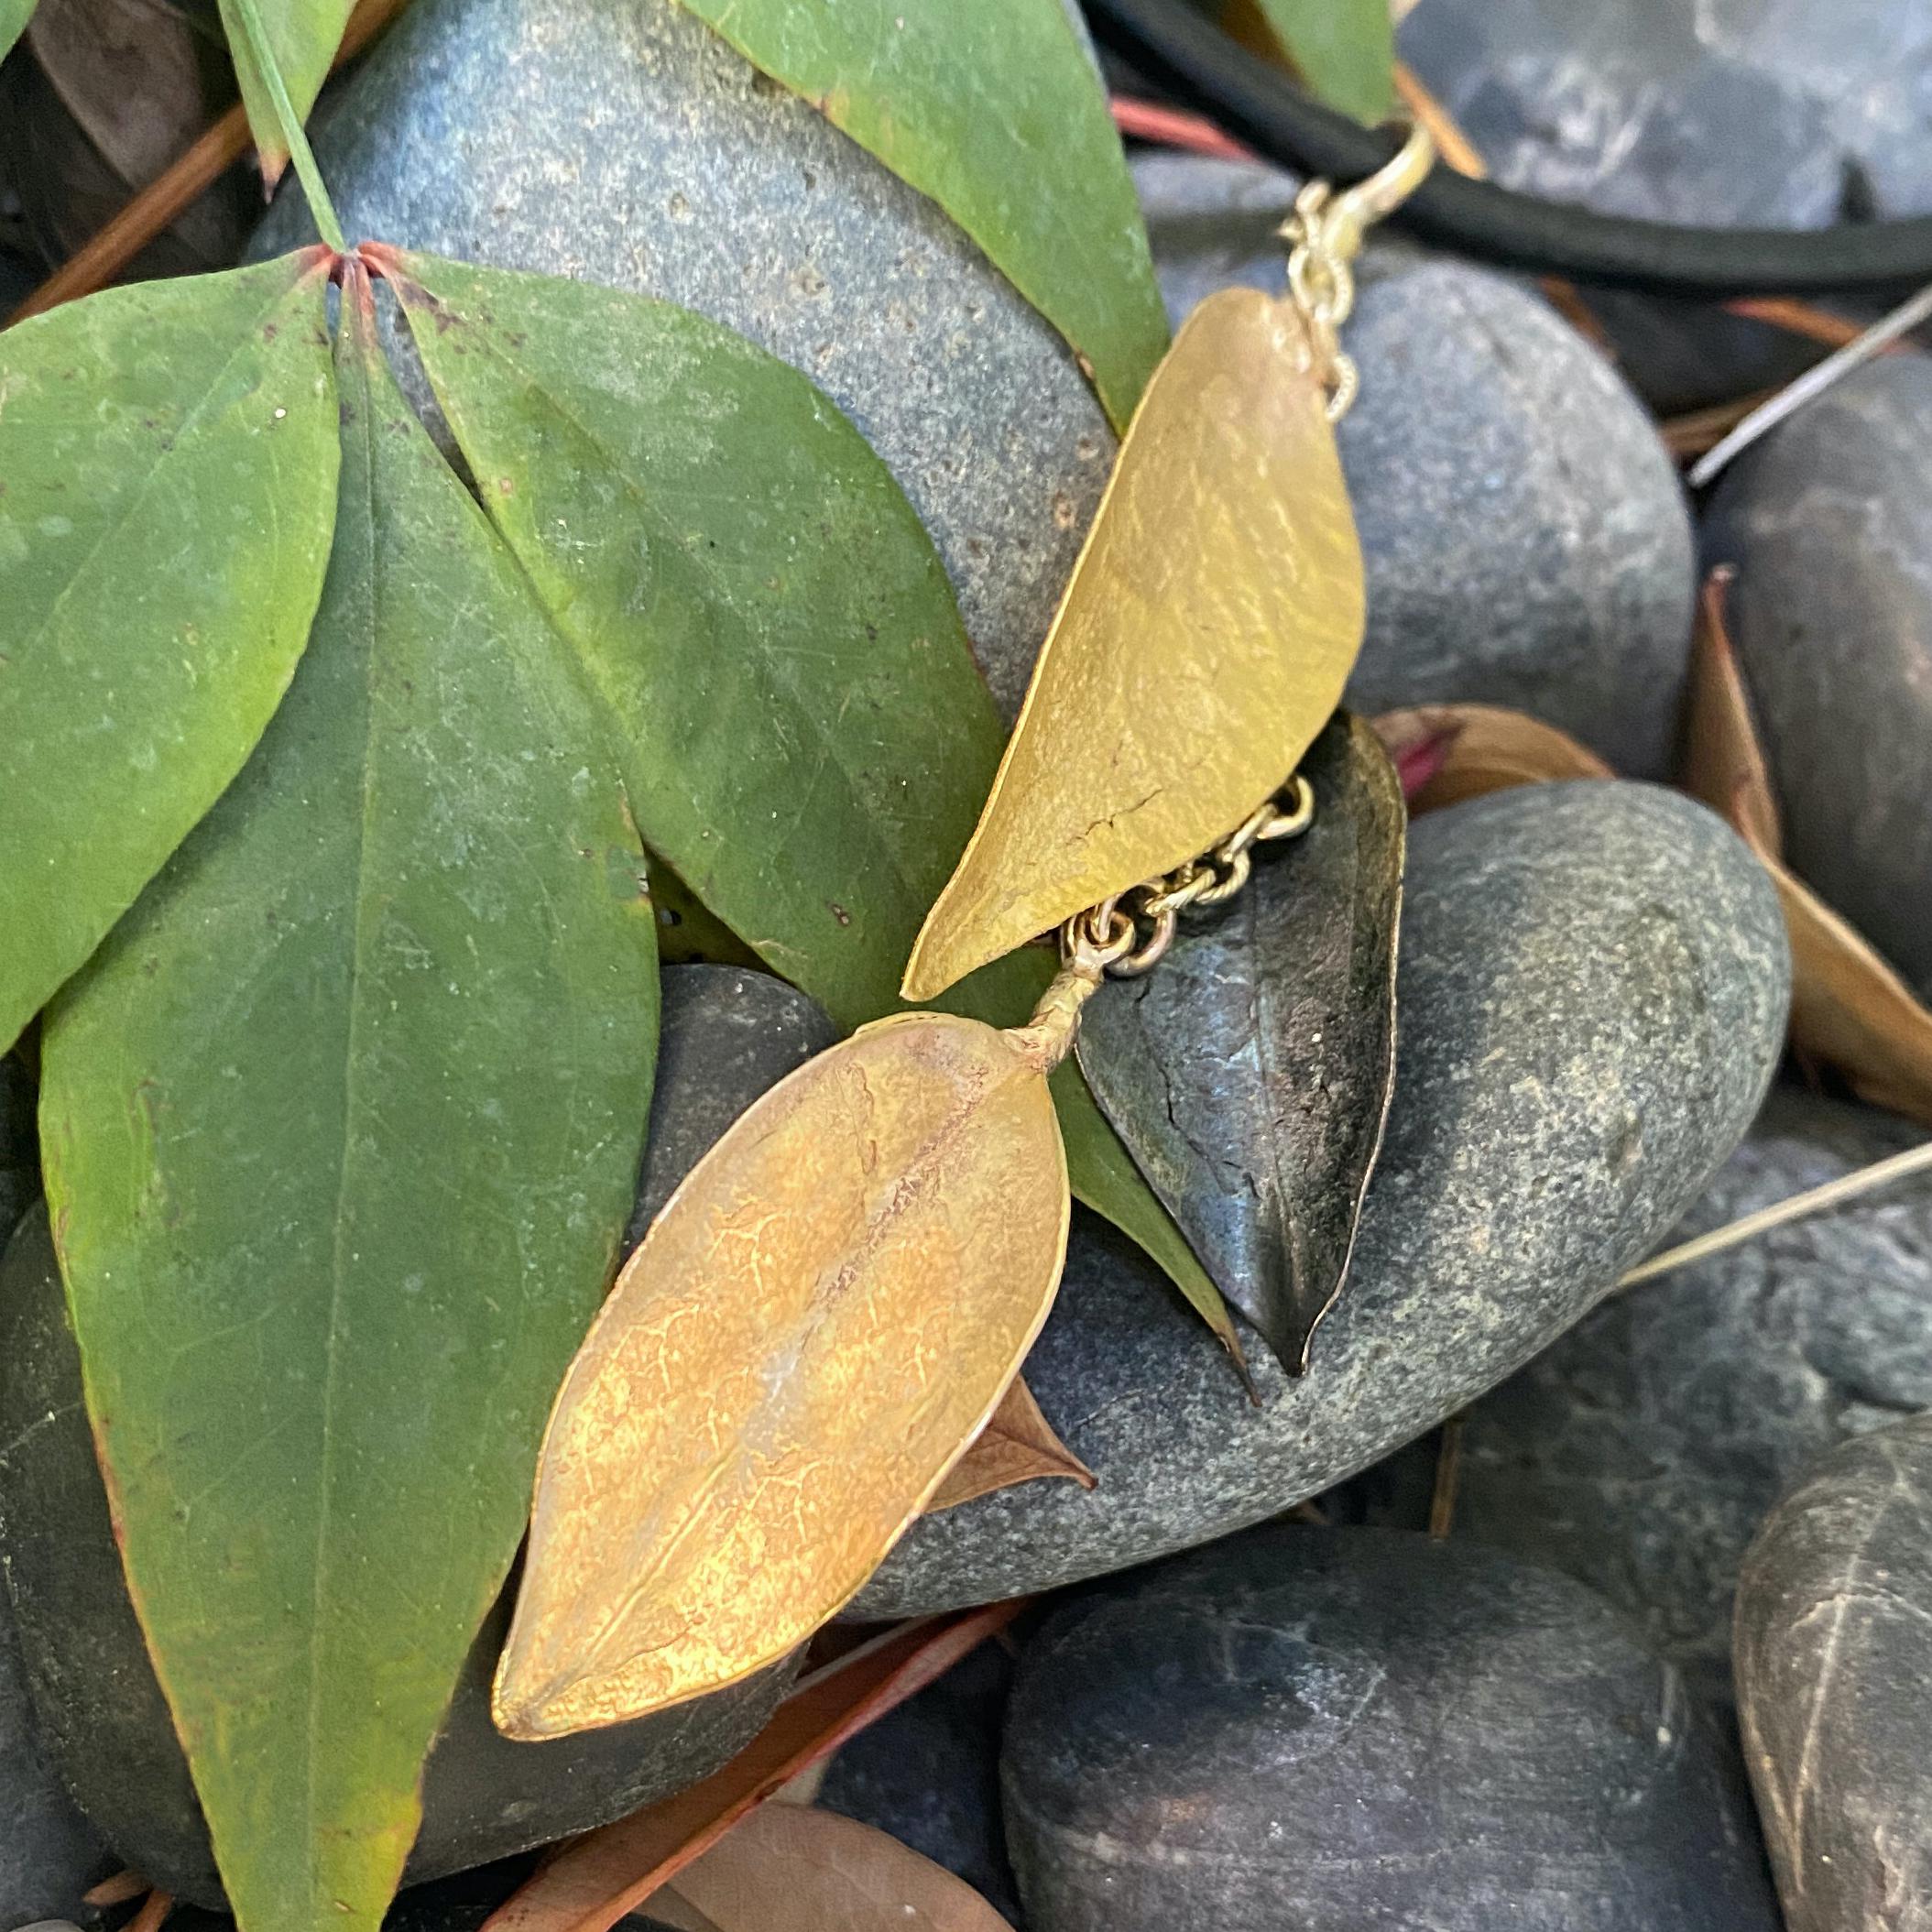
[38, 278, 659, 1932]
[668, 0, 1167, 431]
[1252, 0, 1395, 125]
[379, 252, 1233, 1340]
[1, 0, 36, 62]
[215, 0, 356, 182]
[0, 252, 339, 1054]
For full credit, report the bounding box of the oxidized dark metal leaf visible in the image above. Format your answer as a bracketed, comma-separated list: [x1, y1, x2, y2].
[1076, 712, 1403, 1374]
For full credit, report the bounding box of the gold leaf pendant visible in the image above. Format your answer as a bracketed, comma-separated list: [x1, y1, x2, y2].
[500, 128, 1435, 1737]
[495, 1007, 1076, 1735]
[901, 286, 1364, 1001]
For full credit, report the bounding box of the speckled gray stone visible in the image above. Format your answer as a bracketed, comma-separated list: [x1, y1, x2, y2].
[1134, 152, 1695, 777]
[857, 781, 1790, 1616]
[1353, 1085, 1932, 1704]
[625, 964, 837, 1251]
[1704, 355, 1932, 1002]
[0, 1575, 110, 1932]
[1401, 0, 1932, 224]
[1735, 1413, 1932, 1931]
[0, 1203, 791, 1910]
[250, 0, 1113, 719]
[1397, 0, 1932, 409]
[1003, 1528, 1780, 1932]
[818, 1640, 1023, 1927]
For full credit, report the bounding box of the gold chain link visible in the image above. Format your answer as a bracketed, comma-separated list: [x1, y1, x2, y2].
[1051, 126, 1435, 990]
[1059, 773, 1317, 979]
[1278, 122, 1436, 422]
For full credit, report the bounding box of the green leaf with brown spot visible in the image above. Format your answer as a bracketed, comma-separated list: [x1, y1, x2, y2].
[215, 0, 356, 183]
[39, 275, 659, 1932]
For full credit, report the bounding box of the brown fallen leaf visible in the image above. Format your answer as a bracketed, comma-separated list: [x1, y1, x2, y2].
[483, 1602, 1026, 1932]
[926, 1375, 1095, 1512]
[646, 1806, 1012, 1932]
[1682, 567, 1784, 861]
[1370, 704, 1612, 812]
[496, 1012, 1070, 1737]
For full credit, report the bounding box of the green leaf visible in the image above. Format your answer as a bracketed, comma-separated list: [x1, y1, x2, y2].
[1251, 0, 1395, 125]
[378, 251, 1233, 1339]
[215, 0, 355, 183]
[0, 252, 340, 1055]
[38, 276, 659, 1932]
[667, 0, 1167, 431]
[1, 0, 37, 62]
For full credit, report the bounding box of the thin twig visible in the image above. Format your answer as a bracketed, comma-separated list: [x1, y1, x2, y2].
[1392, 63, 1482, 178]
[82, 1872, 151, 1908]
[1109, 94, 1253, 162]
[1617, 1140, 1932, 1290]
[1689, 278, 1932, 486]
[1427, 1414, 1463, 1540]
[1661, 387, 1780, 461]
[6, 0, 411, 326]
[126, 1891, 175, 1932]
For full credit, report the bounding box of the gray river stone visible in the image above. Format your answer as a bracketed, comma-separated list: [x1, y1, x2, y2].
[1353, 1086, 1932, 1704]
[0, 1577, 111, 1931]
[1398, 0, 1932, 410]
[1003, 1527, 1780, 1932]
[1135, 153, 1695, 776]
[1735, 1413, 1932, 1931]
[1703, 355, 1932, 1003]
[625, 965, 838, 1251]
[857, 781, 1790, 1616]
[818, 1639, 1023, 1927]
[251, 0, 1113, 720]
[0, 1203, 790, 1908]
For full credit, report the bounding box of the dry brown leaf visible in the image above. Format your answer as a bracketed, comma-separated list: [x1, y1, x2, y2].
[1370, 704, 1612, 813]
[925, 1374, 1096, 1512]
[646, 1806, 1012, 1932]
[496, 1013, 1069, 1737]
[1682, 568, 1784, 861]
[483, 1602, 1026, 1932]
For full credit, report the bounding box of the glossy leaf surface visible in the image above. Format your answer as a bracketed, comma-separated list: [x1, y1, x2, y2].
[669, 0, 1166, 431]
[905, 289, 1364, 1001]
[214, 0, 356, 182]
[378, 250, 1232, 1341]
[0, 253, 338, 1052]
[649, 1804, 1012, 1931]
[39, 281, 659, 1932]
[928, 1374, 1094, 1512]
[1078, 714, 1403, 1370]
[497, 1013, 1066, 1736]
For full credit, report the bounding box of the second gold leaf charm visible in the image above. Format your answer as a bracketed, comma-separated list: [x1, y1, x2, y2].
[901, 285, 1365, 1002]
[494, 1010, 1071, 1736]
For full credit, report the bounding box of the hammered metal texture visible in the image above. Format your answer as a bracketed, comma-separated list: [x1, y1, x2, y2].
[903, 287, 1364, 1000]
[495, 1012, 1069, 1736]
[1076, 715, 1403, 1372]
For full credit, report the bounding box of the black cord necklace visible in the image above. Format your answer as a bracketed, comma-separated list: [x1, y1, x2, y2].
[1084, 0, 1932, 297]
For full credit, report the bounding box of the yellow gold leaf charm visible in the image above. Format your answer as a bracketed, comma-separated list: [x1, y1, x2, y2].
[494, 1009, 1072, 1737]
[901, 286, 1366, 1002]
